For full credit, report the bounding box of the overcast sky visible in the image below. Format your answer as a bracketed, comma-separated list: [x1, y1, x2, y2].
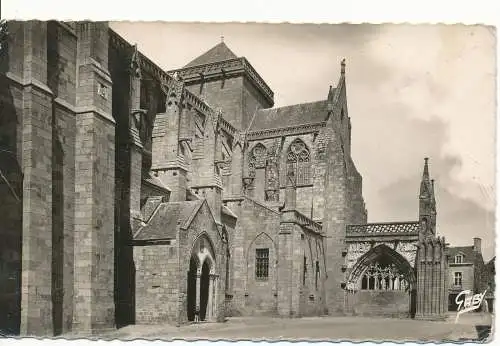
[111, 22, 496, 260]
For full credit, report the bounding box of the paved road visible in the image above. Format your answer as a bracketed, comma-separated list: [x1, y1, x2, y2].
[101, 313, 494, 342]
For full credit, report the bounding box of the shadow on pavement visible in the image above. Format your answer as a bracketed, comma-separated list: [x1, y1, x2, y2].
[475, 325, 492, 342]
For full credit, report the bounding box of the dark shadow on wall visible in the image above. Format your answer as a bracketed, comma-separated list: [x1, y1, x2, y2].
[109, 41, 136, 328]
[0, 20, 23, 335]
[51, 115, 64, 336]
[47, 20, 65, 337]
[200, 261, 210, 321]
[187, 257, 197, 322]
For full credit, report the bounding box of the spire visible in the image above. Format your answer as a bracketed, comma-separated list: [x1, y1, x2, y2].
[430, 179, 436, 205]
[419, 157, 437, 236]
[327, 85, 334, 101]
[423, 157, 430, 181]
[420, 157, 431, 198]
[341, 58, 346, 75]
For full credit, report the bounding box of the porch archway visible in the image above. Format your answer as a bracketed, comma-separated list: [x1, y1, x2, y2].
[186, 233, 219, 322]
[345, 244, 417, 318]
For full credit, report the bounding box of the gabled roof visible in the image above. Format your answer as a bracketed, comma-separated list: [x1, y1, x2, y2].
[184, 42, 238, 68]
[133, 200, 204, 241]
[249, 100, 329, 132]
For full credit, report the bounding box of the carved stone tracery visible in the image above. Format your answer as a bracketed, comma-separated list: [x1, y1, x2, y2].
[345, 241, 417, 273]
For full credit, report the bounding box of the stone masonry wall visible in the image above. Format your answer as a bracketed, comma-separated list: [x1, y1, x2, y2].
[134, 243, 180, 324]
[351, 291, 411, 318]
[48, 21, 78, 335]
[228, 198, 280, 316]
[298, 230, 327, 316]
[321, 111, 351, 315]
[241, 77, 271, 129]
[73, 22, 116, 334]
[17, 21, 56, 336]
[0, 22, 24, 333]
[186, 77, 244, 130]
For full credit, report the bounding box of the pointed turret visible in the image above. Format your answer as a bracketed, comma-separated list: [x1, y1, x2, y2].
[420, 157, 430, 196]
[419, 157, 436, 236]
[430, 179, 436, 205]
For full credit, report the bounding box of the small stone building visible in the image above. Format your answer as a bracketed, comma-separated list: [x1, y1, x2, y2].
[0, 21, 449, 336]
[447, 238, 489, 311]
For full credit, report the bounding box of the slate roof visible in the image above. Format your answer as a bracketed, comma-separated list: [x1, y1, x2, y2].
[346, 221, 420, 234]
[184, 42, 238, 68]
[448, 246, 484, 265]
[486, 256, 495, 270]
[143, 176, 171, 193]
[222, 205, 238, 219]
[249, 100, 329, 131]
[134, 200, 203, 241]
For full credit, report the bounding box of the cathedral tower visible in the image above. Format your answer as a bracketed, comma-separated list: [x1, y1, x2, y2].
[169, 41, 274, 131]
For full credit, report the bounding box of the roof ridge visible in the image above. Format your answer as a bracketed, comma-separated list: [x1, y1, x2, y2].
[258, 99, 328, 113]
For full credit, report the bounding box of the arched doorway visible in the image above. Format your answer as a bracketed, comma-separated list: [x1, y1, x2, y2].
[186, 234, 219, 323]
[187, 256, 198, 321]
[199, 261, 210, 320]
[346, 244, 416, 318]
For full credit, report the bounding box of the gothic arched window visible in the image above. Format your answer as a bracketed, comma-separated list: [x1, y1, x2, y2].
[360, 262, 409, 291]
[286, 139, 311, 186]
[248, 143, 266, 178]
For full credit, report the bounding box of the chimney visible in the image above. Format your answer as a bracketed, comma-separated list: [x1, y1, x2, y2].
[473, 237, 482, 254]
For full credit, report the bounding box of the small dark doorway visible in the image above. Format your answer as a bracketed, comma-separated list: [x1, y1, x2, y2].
[449, 294, 458, 311]
[199, 261, 210, 321]
[410, 289, 417, 318]
[187, 257, 197, 321]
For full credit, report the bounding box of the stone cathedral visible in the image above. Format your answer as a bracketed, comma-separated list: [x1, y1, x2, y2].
[0, 21, 448, 336]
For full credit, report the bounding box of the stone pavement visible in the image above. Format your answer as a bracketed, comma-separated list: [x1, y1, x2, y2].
[98, 312, 494, 342]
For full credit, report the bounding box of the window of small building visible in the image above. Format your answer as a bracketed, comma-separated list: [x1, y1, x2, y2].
[255, 248, 269, 280]
[455, 254, 463, 264]
[454, 272, 463, 286]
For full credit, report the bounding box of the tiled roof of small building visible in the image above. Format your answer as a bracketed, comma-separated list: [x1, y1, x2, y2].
[134, 200, 203, 241]
[249, 100, 329, 131]
[346, 221, 420, 234]
[448, 246, 484, 265]
[184, 42, 238, 68]
[486, 256, 495, 270]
